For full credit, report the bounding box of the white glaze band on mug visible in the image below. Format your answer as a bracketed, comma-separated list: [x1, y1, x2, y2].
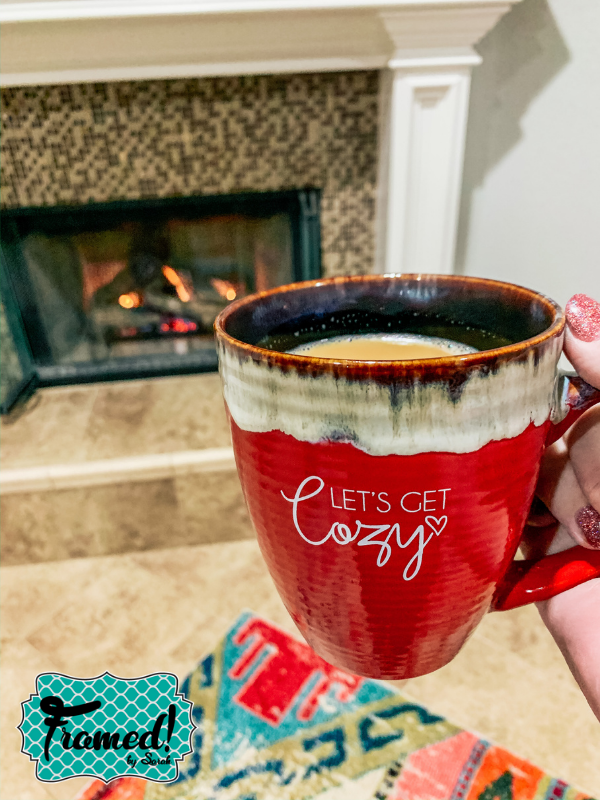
[219, 338, 562, 457]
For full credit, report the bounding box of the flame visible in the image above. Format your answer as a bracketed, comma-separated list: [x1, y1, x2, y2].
[162, 265, 191, 303]
[210, 277, 238, 302]
[160, 318, 198, 334]
[118, 292, 141, 309]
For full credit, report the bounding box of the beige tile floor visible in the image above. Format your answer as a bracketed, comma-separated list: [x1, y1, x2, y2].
[1, 539, 599, 800]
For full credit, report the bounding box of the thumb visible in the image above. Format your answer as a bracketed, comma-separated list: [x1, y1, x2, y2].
[564, 294, 600, 390]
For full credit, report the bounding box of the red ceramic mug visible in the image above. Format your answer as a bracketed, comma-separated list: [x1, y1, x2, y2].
[215, 275, 600, 679]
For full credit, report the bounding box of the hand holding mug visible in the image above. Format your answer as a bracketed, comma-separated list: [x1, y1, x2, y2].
[525, 293, 600, 720]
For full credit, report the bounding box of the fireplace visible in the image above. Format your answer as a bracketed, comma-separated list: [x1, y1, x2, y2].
[0, 1, 521, 415]
[0, 189, 320, 404]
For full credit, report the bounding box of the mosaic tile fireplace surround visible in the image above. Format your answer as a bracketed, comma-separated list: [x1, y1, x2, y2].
[0, 72, 378, 404]
[1, 72, 378, 276]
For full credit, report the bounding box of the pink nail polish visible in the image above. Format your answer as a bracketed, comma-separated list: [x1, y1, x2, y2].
[565, 294, 600, 342]
[575, 505, 600, 548]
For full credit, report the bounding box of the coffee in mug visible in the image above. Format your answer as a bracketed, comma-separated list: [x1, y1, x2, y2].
[289, 333, 476, 360]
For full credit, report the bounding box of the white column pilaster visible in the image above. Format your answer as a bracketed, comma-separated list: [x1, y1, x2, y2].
[374, 5, 511, 275]
[376, 52, 479, 274]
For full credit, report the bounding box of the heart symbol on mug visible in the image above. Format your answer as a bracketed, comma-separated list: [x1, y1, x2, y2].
[425, 516, 448, 536]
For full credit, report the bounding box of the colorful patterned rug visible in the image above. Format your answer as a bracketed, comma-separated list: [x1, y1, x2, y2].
[75, 612, 595, 800]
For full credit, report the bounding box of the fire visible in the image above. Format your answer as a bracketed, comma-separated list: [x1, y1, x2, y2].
[162, 265, 191, 303]
[160, 319, 198, 333]
[118, 292, 141, 309]
[210, 277, 239, 302]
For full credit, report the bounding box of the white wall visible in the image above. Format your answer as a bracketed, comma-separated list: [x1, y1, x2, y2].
[456, 0, 600, 309]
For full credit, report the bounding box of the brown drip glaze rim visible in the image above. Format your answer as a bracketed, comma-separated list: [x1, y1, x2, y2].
[214, 274, 565, 377]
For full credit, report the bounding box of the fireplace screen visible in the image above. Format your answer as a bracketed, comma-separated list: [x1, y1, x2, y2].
[1, 190, 320, 399]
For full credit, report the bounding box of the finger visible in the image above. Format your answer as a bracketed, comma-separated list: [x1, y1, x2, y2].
[535, 439, 599, 549]
[537, 578, 600, 722]
[565, 405, 600, 524]
[564, 294, 600, 389]
[520, 521, 573, 560]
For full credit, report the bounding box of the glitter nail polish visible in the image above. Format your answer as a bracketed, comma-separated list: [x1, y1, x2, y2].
[575, 505, 600, 548]
[565, 294, 600, 342]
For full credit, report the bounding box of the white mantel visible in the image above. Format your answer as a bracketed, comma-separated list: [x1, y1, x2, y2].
[0, 0, 519, 275]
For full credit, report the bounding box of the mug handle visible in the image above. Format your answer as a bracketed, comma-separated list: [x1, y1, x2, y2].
[491, 371, 600, 612]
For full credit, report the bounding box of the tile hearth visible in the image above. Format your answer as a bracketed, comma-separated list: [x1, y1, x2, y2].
[0, 374, 246, 565]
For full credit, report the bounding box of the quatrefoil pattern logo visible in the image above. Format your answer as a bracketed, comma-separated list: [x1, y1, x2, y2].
[18, 671, 194, 783]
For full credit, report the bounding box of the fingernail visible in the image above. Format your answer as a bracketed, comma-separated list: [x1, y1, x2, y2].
[575, 505, 600, 548]
[565, 294, 600, 342]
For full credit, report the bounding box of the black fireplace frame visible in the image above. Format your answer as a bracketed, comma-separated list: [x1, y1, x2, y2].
[0, 189, 321, 401]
